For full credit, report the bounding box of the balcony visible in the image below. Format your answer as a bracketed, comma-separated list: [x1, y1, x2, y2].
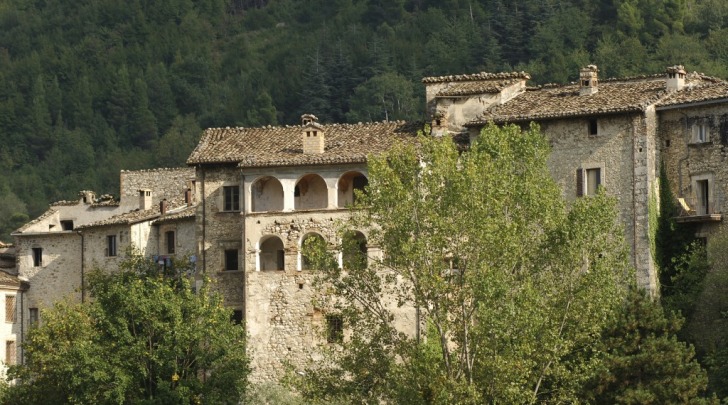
[674, 196, 722, 223]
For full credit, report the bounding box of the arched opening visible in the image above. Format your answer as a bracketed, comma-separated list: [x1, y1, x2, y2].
[259, 236, 285, 271]
[338, 172, 368, 208]
[300, 233, 325, 270]
[294, 174, 327, 210]
[342, 231, 367, 270]
[251, 176, 284, 212]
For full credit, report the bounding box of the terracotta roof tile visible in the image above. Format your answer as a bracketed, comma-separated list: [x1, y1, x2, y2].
[657, 81, 728, 108]
[422, 71, 530, 83]
[152, 205, 196, 224]
[0, 271, 24, 289]
[187, 121, 422, 167]
[436, 79, 523, 97]
[78, 198, 188, 229]
[468, 79, 669, 124]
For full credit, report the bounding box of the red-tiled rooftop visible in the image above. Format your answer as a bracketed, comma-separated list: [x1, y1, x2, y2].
[657, 81, 728, 108]
[422, 71, 530, 83]
[436, 79, 524, 97]
[186, 121, 422, 167]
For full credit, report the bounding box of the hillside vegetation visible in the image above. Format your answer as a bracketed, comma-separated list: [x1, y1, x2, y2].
[1, 0, 726, 239]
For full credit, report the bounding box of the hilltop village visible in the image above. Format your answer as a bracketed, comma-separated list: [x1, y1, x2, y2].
[3, 65, 728, 381]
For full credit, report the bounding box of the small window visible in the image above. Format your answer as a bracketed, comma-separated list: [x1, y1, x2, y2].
[588, 119, 598, 136]
[224, 249, 239, 271]
[692, 122, 709, 143]
[29, 308, 39, 326]
[5, 341, 15, 365]
[107, 235, 117, 257]
[326, 315, 343, 343]
[32, 248, 42, 267]
[223, 186, 240, 211]
[577, 167, 603, 197]
[5, 296, 15, 323]
[231, 310, 243, 325]
[60, 220, 74, 231]
[166, 231, 175, 254]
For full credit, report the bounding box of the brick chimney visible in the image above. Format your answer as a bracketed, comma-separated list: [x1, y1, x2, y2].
[139, 189, 152, 210]
[301, 114, 324, 154]
[666, 65, 686, 91]
[579, 65, 598, 96]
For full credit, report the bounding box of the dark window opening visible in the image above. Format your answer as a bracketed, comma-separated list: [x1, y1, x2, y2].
[29, 308, 39, 326]
[260, 237, 285, 271]
[166, 231, 175, 254]
[231, 310, 243, 325]
[588, 119, 598, 136]
[326, 315, 343, 343]
[224, 249, 239, 271]
[294, 185, 301, 197]
[32, 248, 42, 267]
[586, 168, 601, 196]
[60, 220, 74, 231]
[223, 186, 240, 211]
[107, 235, 117, 257]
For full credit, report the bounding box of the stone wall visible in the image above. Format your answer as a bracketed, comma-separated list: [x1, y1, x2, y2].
[120, 167, 195, 209]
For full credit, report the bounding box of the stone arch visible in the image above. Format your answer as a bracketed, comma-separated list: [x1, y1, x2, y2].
[251, 176, 284, 212]
[337, 171, 368, 208]
[259, 235, 285, 271]
[294, 173, 327, 210]
[299, 232, 325, 271]
[342, 230, 367, 270]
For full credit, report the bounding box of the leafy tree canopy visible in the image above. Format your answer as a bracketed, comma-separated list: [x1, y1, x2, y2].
[5, 254, 249, 405]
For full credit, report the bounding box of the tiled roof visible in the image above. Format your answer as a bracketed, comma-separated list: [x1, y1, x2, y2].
[422, 71, 530, 83]
[187, 121, 422, 167]
[436, 79, 523, 97]
[0, 271, 25, 289]
[657, 81, 728, 108]
[0, 241, 11, 248]
[77, 198, 188, 229]
[152, 205, 196, 224]
[468, 79, 669, 124]
[13, 209, 56, 234]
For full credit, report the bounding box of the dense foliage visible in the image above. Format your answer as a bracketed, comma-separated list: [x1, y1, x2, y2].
[4, 254, 249, 404]
[295, 124, 710, 403]
[2, 0, 728, 240]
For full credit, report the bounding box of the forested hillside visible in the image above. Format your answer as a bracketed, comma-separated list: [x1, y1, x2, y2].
[1, 0, 726, 239]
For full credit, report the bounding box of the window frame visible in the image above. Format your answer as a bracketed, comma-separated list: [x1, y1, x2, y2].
[107, 235, 117, 257]
[31, 247, 42, 267]
[224, 249, 239, 271]
[29, 307, 39, 326]
[576, 163, 605, 197]
[165, 231, 176, 254]
[587, 118, 598, 136]
[691, 120, 710, 144]
[326, 314, 343, 344]
[223, 185, 240, 212]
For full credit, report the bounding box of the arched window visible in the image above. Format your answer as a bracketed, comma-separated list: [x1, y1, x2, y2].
[259, 236, 285, 271]
[300, 233, 325, 270]
[342, 231, 367, 270]
[251, 176, 284, 212]
[294, 174, 328, 210]
[338, 172, 368, 208]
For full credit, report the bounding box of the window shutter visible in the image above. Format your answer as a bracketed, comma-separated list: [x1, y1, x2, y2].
[576, 168, 584, 197]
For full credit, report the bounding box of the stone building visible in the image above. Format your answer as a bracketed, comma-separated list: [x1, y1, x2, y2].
[0, 242, 25, 378]
[10, 167, 195, 365]
[11, 64, 728, 382]
[186, 117, 421, 381]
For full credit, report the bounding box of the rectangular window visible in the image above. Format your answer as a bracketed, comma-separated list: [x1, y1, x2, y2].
[60, 220, 74, 231]
[32, 248, 42, 267]
[107, 235, 117, 257]
[231, 310, 243, 325]
[696, 179, 710, 215]
[224, 249, 239, 271]
[166, 231, 175, 254]
[5, 341, 15, 365]
[586, 168, 601, 196]
[693, 122, 709, 143]
[29, 308, 39, 326]
[326, 315, 343, 343]
[223, 186, 240, 211]
[5, 296, 15, 323]
[588, 119, 598, 136]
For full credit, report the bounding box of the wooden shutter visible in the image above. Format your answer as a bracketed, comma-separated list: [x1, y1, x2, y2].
[576, 168, 584, 197]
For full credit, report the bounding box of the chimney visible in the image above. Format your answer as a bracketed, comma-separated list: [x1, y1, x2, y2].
[159, 199, 168, 215]
[139, 189, 152, 210]
[79, 190, 96, 204]
[579, 65, 598, 96]
[431, 112, 447, 137]
[666, 65, 686, 91]
[301, 114, 324, 154]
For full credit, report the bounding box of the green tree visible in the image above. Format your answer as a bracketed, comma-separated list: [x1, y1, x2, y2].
[346, 72, 419, 122]
[296, 124, 634, 403]
[585, 288, 714, 404]
[6, 254, 249, 404]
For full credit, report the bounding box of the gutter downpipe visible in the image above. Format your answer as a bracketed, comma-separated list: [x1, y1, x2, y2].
[201, 166, 206, 274]
[78, 230, 85, 303]
[241, 172, 246, 320]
